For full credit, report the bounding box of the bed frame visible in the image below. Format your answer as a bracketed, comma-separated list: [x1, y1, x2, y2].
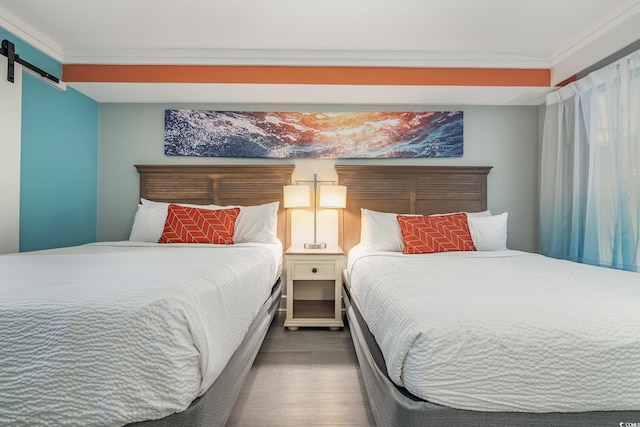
[336, 165, 640, 427]
[128, 164, 294, 427]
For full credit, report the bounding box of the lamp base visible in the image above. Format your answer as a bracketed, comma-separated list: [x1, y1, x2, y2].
[304, 242, 327, 249]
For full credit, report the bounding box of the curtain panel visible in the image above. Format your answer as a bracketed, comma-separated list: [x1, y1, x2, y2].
[541, 49, 640, 271]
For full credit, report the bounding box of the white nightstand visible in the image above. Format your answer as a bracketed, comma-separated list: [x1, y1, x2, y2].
[284, 246, 345, 331]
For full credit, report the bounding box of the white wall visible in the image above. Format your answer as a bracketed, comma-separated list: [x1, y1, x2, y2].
[0, 57, 21, 254]
[98, 104, 540, 252]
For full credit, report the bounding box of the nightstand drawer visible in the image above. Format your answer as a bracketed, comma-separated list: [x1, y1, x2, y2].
[291, 262, 336, 279]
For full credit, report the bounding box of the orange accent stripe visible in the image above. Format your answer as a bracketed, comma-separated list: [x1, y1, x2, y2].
[556, 74, 577, 87]
[63, 64, 550, 87]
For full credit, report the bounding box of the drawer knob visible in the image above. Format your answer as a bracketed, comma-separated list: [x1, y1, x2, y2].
[312, 267, 318, 273]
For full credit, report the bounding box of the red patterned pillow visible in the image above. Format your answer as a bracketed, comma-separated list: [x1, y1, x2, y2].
[158, 205, 240, 244]
[397, 212, 477, 254]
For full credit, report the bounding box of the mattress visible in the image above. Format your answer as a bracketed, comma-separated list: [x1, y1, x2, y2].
[346, 244, 640, 413]
[0, 241, 281, 426]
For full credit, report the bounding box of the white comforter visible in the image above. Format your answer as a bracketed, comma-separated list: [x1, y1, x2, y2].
[0, 241, 281, 426]
[347, 245, 640, 412]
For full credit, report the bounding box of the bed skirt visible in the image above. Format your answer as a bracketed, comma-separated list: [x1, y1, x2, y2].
[129, 278, 282, 427]
[343, 282, 640, 427]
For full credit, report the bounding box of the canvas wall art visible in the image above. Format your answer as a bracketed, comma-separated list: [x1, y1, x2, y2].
[164, 110, 463, 159]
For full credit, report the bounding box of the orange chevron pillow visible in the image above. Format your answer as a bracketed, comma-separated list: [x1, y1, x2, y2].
[397, 212, 477, 254]
[158, 204, 240, 244]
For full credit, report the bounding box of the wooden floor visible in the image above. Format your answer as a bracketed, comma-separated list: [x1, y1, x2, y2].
[227, 312, 376, 426]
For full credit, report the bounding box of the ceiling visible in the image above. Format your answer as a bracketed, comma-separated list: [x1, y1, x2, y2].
[1, 0, 640, 105]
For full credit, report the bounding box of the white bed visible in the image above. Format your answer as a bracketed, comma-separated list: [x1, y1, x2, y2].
[0, 164, 294, 427]
[347, 244, 640, 413]
[0, 241, 281, 426]
[336, 165, 640, 426]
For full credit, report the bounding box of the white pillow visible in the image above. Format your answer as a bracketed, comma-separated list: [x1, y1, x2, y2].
[360, 208, 405, 251]
[359, 208, 495, 252]
[129, 199, 218, 242]
[129, 199, 280, 244]
[232, 201, 279, 244]
[466, 209, 492, 218]
[129, 204, 165, 242]
[468, 212, 508, 251]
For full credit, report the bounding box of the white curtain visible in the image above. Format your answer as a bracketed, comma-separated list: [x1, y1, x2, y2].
[541, 49, 640, 271]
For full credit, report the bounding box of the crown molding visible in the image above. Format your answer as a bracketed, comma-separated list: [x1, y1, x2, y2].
[0, 6, 63, 61]
[552, 0, 640, 64]
[2, 1, 639, 88]
[62, 47, 551, 69]
[550, 0, 640, 84]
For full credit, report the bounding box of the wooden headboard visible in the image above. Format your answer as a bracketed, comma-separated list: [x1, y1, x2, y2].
[335, 165, 492, 253]
[135, 164, 295, 248]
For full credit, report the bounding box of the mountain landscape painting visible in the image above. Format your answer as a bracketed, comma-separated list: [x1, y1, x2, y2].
[164, 110, 463, 159]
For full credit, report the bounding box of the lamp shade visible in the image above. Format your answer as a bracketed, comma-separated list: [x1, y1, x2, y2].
[319, 185, 347, 208]
[283, 185, 311, 208]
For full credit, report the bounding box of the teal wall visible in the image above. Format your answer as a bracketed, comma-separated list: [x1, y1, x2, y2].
[1, 27, 99, 251]
[20, 76, 99, 251]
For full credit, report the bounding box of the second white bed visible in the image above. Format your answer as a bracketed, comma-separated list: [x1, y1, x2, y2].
[346, 245, 640, 413]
